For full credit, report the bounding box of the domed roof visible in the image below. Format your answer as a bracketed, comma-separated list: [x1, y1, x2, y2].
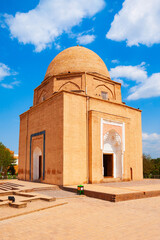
[44, 46, 110, 79]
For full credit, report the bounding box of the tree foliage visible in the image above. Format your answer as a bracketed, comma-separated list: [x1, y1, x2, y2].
[143, 153, 160, 178]
[151, 158, 160, 176]
[8, 165, 16, 175]
[0, 142, 16, 177]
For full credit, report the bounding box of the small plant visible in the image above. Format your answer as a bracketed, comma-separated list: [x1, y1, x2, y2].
[7, 175, 12, 179]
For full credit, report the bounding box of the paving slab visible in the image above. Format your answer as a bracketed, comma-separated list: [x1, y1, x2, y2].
[33, 189, 79, 199]
[9, 201, 27, 208]
[63, 180, 160, 202]
[0, 199, 67, 221]
[0, 180, 59, 210]
[0, 196, 160, 240]
[0, 179, 58, 195]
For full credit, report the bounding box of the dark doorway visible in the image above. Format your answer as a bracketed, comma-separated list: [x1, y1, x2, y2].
[39, 155, 42, 179]
[103, 154, 113, 177]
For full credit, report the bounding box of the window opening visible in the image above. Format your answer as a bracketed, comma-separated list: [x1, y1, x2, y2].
[101, 91, 108, 100]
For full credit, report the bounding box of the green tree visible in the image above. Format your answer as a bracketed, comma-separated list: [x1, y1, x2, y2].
[8, 165, 16, 175]
[151, 158, 160, 176]
[143, 154, 154, 178]
[0, 142, 16, 178]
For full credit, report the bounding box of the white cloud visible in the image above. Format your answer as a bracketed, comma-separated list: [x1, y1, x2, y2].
[111, 59, 119, 64]
[1, 83, 14, 89]
[11, 80, 20, 86]
[142, 132, 160, 158]
[0, 63, 19, 89]
[109, 63, 160, 100]
[3, 0, 105, 52]
[1, 80, 20, 89]
[127, 73, 160, 100]
[142, 132, 160, 141]
[106, 0, 160, 47]
[113, 78, 129, 87]
[110, 64, 147, 83]
[54, 43, 61, 50]
[0, 63, 11, 81]
[77, 34, 95, 45]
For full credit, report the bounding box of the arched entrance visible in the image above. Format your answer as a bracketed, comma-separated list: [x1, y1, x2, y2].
[33, 147, 42, 181]
[103, 129, 122, 178]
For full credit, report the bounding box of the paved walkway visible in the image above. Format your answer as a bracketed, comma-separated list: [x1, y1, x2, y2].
[0, 180, 68, 218]
[34, 189, 77, 198]
[0, 195, 160, 240]
[64, 179, 160, 201]
[0, 199, 67, 221]
[99, 179, 160, 187]
[0, 179, 58, 194]
[67, 179, 160, 195]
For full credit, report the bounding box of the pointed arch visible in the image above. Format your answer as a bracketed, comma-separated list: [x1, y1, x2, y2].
[104, 129, 121, 147]
[38, 89, 47, 103]
[103, 129, 122, 178]
[33, 147, 42, 181]
[58, 81, 80, 91]
[95, 84, 114, 99]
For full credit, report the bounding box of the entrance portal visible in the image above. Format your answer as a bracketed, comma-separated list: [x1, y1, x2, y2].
[103, 129, 122, 178]
[103, 154, 113, 177]
[33, 147, 42, 181]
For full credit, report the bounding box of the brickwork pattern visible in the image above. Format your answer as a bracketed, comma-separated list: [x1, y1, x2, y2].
[0, 196, 160, 240]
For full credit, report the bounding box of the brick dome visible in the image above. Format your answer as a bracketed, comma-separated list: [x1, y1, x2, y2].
[44, 46, 110, 79]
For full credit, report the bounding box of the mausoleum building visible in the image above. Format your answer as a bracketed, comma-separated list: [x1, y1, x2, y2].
[18, 46, 143, 185]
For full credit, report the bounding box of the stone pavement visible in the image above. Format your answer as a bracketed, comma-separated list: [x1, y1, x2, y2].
[0, 180, 82, 222]
[0, 179, 58, 194]
[33, 189, 77, 198]
[64, 179, 160, 202]
[0, 199, 68, 221]
[0, 180, 60, 210]
[0, 195, 160, 240]
[1, 179, 160, 239]
[99, 179, 160, 187]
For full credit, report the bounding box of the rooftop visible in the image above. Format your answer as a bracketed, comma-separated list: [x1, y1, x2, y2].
[44, 46, 110, 79]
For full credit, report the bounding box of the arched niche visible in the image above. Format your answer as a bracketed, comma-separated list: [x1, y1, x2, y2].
[95, 84, 114, 100]
[58, 81, 80, 91]
[103, 129, 122, 178]
[33, 147, 42, 181]
[38, 89, 47, 103]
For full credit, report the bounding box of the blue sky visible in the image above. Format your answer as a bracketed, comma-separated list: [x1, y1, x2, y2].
[0, 0, 160, 158]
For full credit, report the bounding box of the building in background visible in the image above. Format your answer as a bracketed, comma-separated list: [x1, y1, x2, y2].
[18, 46, 143, 185]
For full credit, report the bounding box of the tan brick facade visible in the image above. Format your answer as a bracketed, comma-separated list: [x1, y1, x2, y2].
[19, 46, 143, 186]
